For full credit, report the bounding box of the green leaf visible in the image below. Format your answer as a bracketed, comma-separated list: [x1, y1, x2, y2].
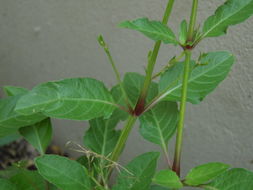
[3, 86, 28, 96]
[113, 152, 160, 190]
[83, 116, 121, 156]
[139, 101, 178, 147]
[0, 95, 46, 137]
[0, 178, 17, 190]
[185, 162, 230, 186]
[35, 155, 91, 190]
[205, 168, 253, 190]
[0, 133, 20, 146]
[159, 51, 234, 104]
[119, 18, 177, 45]
[10, 169, 47, 190]
[153, 169, 183, 189]
[179, 20, 187, 44]
[150, 185, 172, 190]
[19, 118, 52, 155]
[202, 0, 253, 38]
[123, 72, 158, 106]
[15, 78, 117, 120]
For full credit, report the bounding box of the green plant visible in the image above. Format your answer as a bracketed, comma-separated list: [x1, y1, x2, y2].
[1, 0, 253, 189]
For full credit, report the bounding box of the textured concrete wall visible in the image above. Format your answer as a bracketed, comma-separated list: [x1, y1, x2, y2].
[1, 0, 253, 179]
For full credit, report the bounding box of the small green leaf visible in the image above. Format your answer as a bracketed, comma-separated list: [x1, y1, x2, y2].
[113, 152, 160, 190]
[0, 178, 17, 190]
[185, 162, 230, 186]
[205, 168, 253, 190]
[123, 72, 158, 106]
[119, 18, 177, 45]
[202, 0, 253, 38]
[15, 78, 117, 120]
[159, 51, 234, 104]
[3, 86, 28, 96]
[139, 101, 178, 147]
[179, 20, 187, 44]
[10, 169, 47, 190]
[0, 95, 46, 137]
[153, 169, 183, 189]
[35, 155, 91, 190]
[19, 118, 52, 155]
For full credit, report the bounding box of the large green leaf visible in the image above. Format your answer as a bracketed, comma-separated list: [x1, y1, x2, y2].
[83, 116, 121, 156]
[119, 18, 177, 45]
[19, 118, 52, 155]
[3, 86, 28, 96]
[205, 168, 253, 190]
[139, 101, 178, 147]
[113, 152, 160, 190]
[10, 169, 47, 190]
[184, 162, 230, 186]
[153, 169, 183, 189]
[159, 51, 234, 104]
[0, 95, 46, 137]
[35, 155, 91, 190]
[15, 78, 117, 120]
[123, 72, 158, 106]
[202, 0, 253, 38]
[0, 178, 17, 190]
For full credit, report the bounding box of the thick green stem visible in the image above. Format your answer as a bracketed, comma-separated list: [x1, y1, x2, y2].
[173, 0, 198, 176]
[172, 50, 191, 176]
[135, 0, 175, 115]
[110, 116, 137, 162]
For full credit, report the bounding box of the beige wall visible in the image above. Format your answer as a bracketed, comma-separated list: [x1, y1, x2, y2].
[1, 0, 253, 177]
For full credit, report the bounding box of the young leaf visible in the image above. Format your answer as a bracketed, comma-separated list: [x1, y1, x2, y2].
[119, 18, 177, 45]
[19, 118, 52, 155]
[205, 168, 253, 190]
[202, 0, 253, 38]
[0, 178, 17, 190]
[139, 101, 178, 147]
[123, 72, 158, 106]
[15, 78, 117, 121]
[159, 51, 234, 104]
[153, 169, 183, 189]
[3, 86, 28, 96]
[83, 116, 121, 156]
[0, 95, 46, 137]
[35, 155, 91, 190]
[10, 169, 47, 190]
[184, 162, 230, 186]
[112, 152, 160, 190]
[179, 20, 188, 44]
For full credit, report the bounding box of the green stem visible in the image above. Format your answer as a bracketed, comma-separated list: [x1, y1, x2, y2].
[172, 50, 191, 176]
[98, 35, 132, 109]
[188, 0, 198, 40]
[135, 0, 175, 113]
[172, 0, 198, 176]
[110, 116, 137, 162]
